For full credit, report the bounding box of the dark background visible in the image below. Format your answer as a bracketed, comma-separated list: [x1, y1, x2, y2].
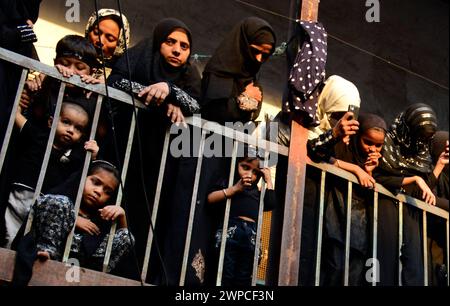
[38, 0, 449, 129]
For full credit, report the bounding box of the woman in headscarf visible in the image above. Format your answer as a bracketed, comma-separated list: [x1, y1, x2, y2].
[427, 131, 448, 286]
[105, 18, 201, 283]
[85, 8, 130, 80]
[374, 103, 440, 286]
[268, 75, 361, 285]
[201, 17, 276, 124]
[321, 113, 387, 286]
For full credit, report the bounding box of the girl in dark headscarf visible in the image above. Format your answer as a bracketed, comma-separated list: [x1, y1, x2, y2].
[105, 18, 201, 283]
[320, 113, 387, 286]
[201, 17, 276, 124]
[374, 103, 440, 286]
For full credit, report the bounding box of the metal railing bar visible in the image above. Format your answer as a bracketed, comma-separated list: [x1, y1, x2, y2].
[0, 47, 145, 109]
[251, 151, 270, 286]
[141, 129, 171, 281]
[372, 191, 379, 286]
[216, 141, 239, 286]
[308, 161, 448, 220]
[102, 113, 138, 272]
[343, 181, 352, 286]
[314, 170, 327, 286]
[179, 129, 207, 286]
[423, 211, 428, 286]
[62, 95, 103, 262]
[24, 82, 66, 234]
[398, 201, 403, 286]
[0, 69, 28, 172]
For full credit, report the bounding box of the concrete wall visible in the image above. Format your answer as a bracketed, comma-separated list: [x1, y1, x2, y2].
[36, 0, 448, 129]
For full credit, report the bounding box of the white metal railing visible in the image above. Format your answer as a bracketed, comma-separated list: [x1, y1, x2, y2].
[1, 47, 448, 286]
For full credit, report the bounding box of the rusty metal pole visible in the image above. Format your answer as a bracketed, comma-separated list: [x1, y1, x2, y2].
[278, 0, 320, 286]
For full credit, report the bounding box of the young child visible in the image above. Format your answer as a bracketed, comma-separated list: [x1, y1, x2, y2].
[3, 97, 98, 248]
[207, 153, 277, 286]
[20, 35, 102, 125]
[322, 113, 387, 286]
[32, 160, 133, 273]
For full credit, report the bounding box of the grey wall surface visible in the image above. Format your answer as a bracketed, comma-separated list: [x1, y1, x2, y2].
[39, 0, 449, 129]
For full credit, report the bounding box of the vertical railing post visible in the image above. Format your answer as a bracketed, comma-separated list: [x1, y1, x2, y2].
[372, 191, 379, 286]
[216, 141, 239, 286]
[103, 112, 138, 273]
[398, 201, 403, 286]
[0, 69, 28, 172]
[141, 128, 171, 281]
[423, 211, 428, 286]
[343, 181, 353, 286]
[62, 95, 103, 262]
[314, 170, 326, 286]
[179, 129, 208, 286]
[24, 82, 66, 235]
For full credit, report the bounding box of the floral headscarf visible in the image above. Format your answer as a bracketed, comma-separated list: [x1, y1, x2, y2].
[85, 8, 130, 64]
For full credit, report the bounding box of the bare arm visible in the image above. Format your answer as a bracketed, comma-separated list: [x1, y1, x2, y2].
[333, 159, 376, 189]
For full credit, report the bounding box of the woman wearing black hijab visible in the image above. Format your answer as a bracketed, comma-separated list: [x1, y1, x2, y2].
[0, 0, 41, 139]
[201, 17, 276, 124]
[374, 103, 441, 286]
[106, 18, 202, 282]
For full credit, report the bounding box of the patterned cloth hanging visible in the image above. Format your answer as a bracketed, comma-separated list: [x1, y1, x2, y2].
[283, 21, 328, 127]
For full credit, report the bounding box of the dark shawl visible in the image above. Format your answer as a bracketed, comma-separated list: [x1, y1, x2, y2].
[380, 103, 438, 177]
[201, 17, 276, 123]
[431, 131, 449, 200]
[108, 18, 200, 100]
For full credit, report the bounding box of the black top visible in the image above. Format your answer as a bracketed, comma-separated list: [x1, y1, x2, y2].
[211, 178, 277, 222]
[12, 120, 85, 193]
[0, 0, 41, 50]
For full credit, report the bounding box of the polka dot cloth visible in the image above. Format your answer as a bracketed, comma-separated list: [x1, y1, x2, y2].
[284, 21, 328, 127]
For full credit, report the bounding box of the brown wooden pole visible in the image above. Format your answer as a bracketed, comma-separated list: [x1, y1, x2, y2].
[278, 0, 320, 286]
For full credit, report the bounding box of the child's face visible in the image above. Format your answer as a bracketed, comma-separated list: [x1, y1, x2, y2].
[83, 169, 119, 210]
[359, 128, 385, 155]
[53, 105, 89, 149]
[160, 30, 191, 68]
[88, 18, 120, 58]
[54, 56, 91, 76]
[238, 159, 261, 186]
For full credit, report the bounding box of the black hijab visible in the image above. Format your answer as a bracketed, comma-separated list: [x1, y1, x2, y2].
[381, 103, 438, 176]
[336, 113, 387, 168]
[109, 18, 200, 99]
[431, 131, 449, 199]
[202, 17, 276, 100]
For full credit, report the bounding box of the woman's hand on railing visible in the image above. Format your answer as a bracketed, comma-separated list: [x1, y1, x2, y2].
[167, 103, 185, 125]
[80, 74, 103, 85]
[332, 112, 360, 145]
[55, 64, 76, 78]
[414, 176, 436, 206]
[138, 82, 170, 106]
[355, 167, 377, 190]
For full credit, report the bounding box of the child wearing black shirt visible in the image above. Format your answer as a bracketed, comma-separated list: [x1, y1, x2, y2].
[207, 155, 277, 286]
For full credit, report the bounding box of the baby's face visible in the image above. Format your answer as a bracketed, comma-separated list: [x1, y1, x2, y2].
[54, 105, 88, 148]
[238, 159, 261, 185]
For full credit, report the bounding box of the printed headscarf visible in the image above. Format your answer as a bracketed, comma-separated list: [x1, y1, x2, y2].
[85, 8, 131, 64]
[308, 75, 361, 139]
[381, 103, 438, 176]
[284, 21, 328, 127]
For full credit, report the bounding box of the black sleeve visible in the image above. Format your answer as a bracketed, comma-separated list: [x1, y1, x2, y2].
[307, 129, 339, 163]
[263, 189, 277, 212]
[0, 13, 20, 48]
[373, 168, 404, 194]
